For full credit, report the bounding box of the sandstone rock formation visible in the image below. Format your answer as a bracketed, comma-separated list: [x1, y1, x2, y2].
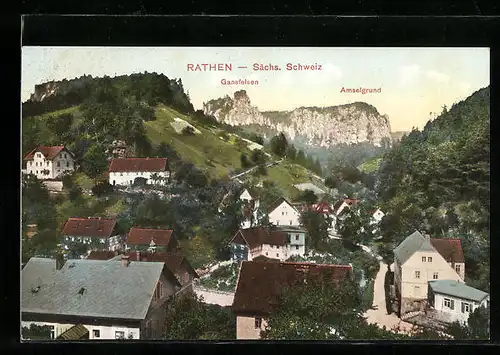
[203, 90, 392, 148]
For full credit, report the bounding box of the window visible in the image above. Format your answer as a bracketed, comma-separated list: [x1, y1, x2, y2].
[93, 329, 100, 338]
[433, 272, 439, 280]
[46, 161, 49, 166]
[120, 173, 123, 176]
[67, 161, 70, 167]
[57, 162, 60, 167]
[422, 256, 426, 262]
[155, 282, 163, 300]
[265, 252, 268, 256]
[295, 245, 299, 250]
[455, 264, 461, 273]
[289, 220, 292, 225]
[444, 298, 455, 310]
[295, 235, 299, 240]
[255, 317, 262, 329]
[282, 212, 285, 216]
[415, 271, 420, 279]
[276, 253, 279, 257]
[115, 331, 125, 339]
[428, 257, 432, 262]
[461, 302, 471, 313]
[50, 326, 55, 340]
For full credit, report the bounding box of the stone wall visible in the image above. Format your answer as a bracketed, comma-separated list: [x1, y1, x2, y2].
[401, 297, 428, 316]
[43, 180, 64, 192]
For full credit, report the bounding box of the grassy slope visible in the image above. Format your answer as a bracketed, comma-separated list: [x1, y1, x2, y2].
[25, 104, 322, 198]
[23, 106, 82, 145]
[145, 105, 254, 179]
[357, 156, 382, 173]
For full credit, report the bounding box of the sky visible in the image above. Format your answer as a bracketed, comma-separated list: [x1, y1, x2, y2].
[21, 47, 490, 131]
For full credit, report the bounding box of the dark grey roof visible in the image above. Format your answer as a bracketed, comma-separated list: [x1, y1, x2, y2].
[22, 257, 57, 289]
[273, 225, 306, 233]
[393, 230, 434, 265]
[429, 280, 489, 303]
[22, 257, 166, 320]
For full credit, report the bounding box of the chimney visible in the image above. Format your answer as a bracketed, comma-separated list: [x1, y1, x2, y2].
[121, 254, 130, 267]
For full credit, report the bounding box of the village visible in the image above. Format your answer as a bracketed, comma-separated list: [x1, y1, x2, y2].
[20, 144, 489, 340]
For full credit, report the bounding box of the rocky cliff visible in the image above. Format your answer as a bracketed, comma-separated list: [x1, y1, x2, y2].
[203, 90, 392, 148]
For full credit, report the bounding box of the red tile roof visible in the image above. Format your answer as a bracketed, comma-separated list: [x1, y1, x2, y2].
[108, 158, 168, 173]
[430, 238, 465, 263]
[87, 250, 120, 260]
[232, 261, 353, 315]
[60, 217, 117, 238]
[127, 227, 176, 247]
[333, 198, 360, 214]
[23, 146, 69, 161]
[126, 251, 199, 279]
[230, 227, 286, 249]
[252, 255, 281, 263]
[87, 250, 198, 280]
[310, 201, 334, 214]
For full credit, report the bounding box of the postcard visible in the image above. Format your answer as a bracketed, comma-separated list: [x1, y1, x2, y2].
[21, 46, 490, 341]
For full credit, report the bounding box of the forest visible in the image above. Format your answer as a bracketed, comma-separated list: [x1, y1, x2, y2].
[375, 86, 490, 293]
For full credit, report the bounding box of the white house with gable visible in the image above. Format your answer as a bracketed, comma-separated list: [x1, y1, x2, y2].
[23, 146, 75, 180]
[108, 158, 170, 186]
[268, 198, 301, 227]
[393, 230, 466, 316]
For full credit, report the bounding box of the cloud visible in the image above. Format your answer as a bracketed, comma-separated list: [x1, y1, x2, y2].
[399, 65, 421, 85]
[425, 70, 450, 84]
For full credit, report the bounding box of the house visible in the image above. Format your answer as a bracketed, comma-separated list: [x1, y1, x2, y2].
[126, 227, 179, 253]
[232, 261, 353, 339]
[393, 231, 465, 316]
[21, 255, 182, 340]
[370, 208, 385, 224]
[108, 158, 170, 186]
[108, 140, 128, 159]
[26, 224, 38, 239]
[88, 250, 199, 292]
[268, 197, 301, 227]
[333, 198, 360, 216]
[23, 146, 75, 180]
[273, 225, 307, 258]
[427, 280, 489, 325]
[239, 188, 260, 228]
[229, 227, 288, 262]
[60, 217, 123, 253]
